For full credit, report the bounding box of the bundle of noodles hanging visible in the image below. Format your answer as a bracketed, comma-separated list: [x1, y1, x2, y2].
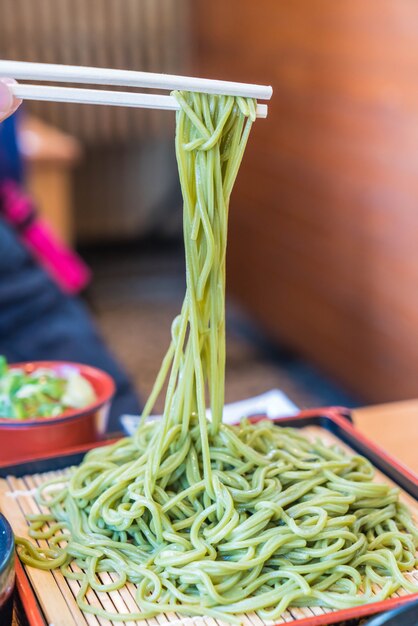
[17, 92, 418, 624]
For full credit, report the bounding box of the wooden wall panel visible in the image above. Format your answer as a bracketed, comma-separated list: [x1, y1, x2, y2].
[194, 0, 418, 402]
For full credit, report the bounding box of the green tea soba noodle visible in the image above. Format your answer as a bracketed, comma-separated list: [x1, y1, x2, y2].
[17, 92, 418, 623]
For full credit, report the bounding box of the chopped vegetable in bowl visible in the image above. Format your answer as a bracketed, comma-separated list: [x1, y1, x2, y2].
[0, 357, 97, 419]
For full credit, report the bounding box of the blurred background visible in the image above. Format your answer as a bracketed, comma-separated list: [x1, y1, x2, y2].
[2, 0, 417, 413]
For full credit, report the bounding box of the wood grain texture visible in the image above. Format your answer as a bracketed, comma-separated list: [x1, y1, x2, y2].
[193, 0, 418, 402]
[353, 399, 418, 474]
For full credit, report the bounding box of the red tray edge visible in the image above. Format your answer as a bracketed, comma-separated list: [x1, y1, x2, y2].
[11, 407, 418, 626]
[14, 558, 45, 626]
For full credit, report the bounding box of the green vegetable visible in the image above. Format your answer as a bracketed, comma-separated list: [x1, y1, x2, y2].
[0, 355, 7, 377]
[0, 357, 97, 420]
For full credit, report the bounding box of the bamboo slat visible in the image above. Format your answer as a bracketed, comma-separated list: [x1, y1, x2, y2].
[0, 426, 417, 625]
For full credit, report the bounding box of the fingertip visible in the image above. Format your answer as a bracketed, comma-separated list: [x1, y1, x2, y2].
[0, 77, 18, 87]
[0, 78, 21, 119]
[0, 78, 13, 109]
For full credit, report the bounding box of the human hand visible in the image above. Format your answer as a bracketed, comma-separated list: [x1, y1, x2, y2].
[0, 78, 22, 122]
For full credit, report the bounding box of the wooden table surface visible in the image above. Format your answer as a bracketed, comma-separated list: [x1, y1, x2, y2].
[353, 399, 418, 475]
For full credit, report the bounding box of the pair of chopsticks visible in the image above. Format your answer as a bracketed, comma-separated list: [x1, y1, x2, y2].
[0, 61, 272, 118]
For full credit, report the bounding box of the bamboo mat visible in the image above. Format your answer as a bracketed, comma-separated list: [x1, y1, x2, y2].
[1, 426, 417, 626]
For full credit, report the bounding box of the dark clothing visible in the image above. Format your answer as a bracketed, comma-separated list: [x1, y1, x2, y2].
[0, 218, 140, 431]
[0, 115, 22, 183]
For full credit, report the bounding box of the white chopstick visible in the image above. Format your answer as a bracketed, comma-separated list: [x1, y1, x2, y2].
[0, 60, 272, 100]
[11, 84, 268, 118]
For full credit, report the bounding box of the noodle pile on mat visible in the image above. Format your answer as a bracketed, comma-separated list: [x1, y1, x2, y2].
[17, 92, 418, 623]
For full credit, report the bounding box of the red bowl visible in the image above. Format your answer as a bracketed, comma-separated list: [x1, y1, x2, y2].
[0, 361, 115, 464]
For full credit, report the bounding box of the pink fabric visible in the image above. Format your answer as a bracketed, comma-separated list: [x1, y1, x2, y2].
[0, 180, 91, 294]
